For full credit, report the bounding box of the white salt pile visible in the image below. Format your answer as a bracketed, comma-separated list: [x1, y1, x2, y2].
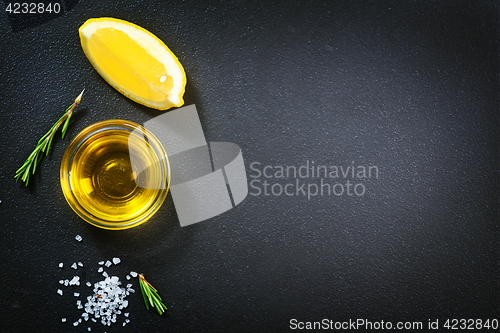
[81, 275, 132, 327]
[58, 257, 133, 329]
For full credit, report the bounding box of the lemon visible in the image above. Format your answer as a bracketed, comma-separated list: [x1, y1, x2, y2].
[79, 17, 186, 110]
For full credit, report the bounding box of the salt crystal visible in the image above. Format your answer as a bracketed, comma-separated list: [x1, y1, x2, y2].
[69, 276, 80, 285]
[75, 235, 82, 242]
[64, 280, 69, 286]
[86, 282, 92, 287]
[98, 267, 103, 273]
[124, 313, 129, 317]
[91, 318, 96, 323]
[98, 261, 104, 265]
[79, 318, 82, 323]
[88, 328, 91, 331]
[102, 271, 108, 277]
[123, 322, 127, 326]
[71, 263, 78, 269]
[126, 284, 132, 288]
[105, 260, 112, 267]
[59, 280, 64, 285]
[61, 318, 66, 322]
[128, 288, 135, 293]
[57, 289, 63, 295]
[59, 263, 64, 268]
[126, 275, 130, 280]
[78, 262, 83, 267]
[125, 319, 130, 323]
[73, 321, 79, 326]
[130, 271, 137, 277]
[74, 292, 80, 297]
[112, 257, 121, 265]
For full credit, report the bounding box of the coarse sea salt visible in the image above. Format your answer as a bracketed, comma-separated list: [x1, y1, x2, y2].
[77, 276, 131, 328]
[69, 276, 80, 286]
[59, 263, 64, 268]
[75, 235, 82, 242]
[130, 271, 138, 277]
[59, 257, 134, 329]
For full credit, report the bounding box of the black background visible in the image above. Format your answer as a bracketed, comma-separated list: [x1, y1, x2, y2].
[0, 1, 499, 332]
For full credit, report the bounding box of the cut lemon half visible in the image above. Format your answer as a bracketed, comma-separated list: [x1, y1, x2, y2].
[79, 17, 186, 110]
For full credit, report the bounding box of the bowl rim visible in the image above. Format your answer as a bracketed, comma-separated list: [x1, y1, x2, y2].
[60, 119, 171, 230]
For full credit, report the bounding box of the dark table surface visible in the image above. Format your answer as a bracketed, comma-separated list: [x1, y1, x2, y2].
[0, 1, 499, 332]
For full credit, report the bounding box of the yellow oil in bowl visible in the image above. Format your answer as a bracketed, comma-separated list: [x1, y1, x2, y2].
[60, 120, 170, 229]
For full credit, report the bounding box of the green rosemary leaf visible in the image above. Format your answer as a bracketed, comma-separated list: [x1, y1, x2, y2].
[61, 110, 73, 139]
[139, 274, 167, 315]
[45, 132, 55, 156]
[151, 288, 162, 301]
[15, 89, 84, 186]
[23, 164, 31, 183]
[139, 280, 150, 310]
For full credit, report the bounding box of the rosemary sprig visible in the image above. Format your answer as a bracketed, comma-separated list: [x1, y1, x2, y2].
[15, 89, 84, 185]
[139, 274, 168, 315]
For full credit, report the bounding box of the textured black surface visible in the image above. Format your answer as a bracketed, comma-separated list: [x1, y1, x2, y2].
[0, 1, 499, 332]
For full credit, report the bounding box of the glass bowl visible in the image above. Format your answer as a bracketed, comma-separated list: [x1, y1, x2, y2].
[60, 119, 170, 230]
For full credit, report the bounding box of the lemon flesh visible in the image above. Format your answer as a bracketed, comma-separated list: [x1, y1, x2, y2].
[79, 18, 186, 110]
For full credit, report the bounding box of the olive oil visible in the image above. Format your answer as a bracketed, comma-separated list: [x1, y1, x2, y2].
[69, 129, 164, 223]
